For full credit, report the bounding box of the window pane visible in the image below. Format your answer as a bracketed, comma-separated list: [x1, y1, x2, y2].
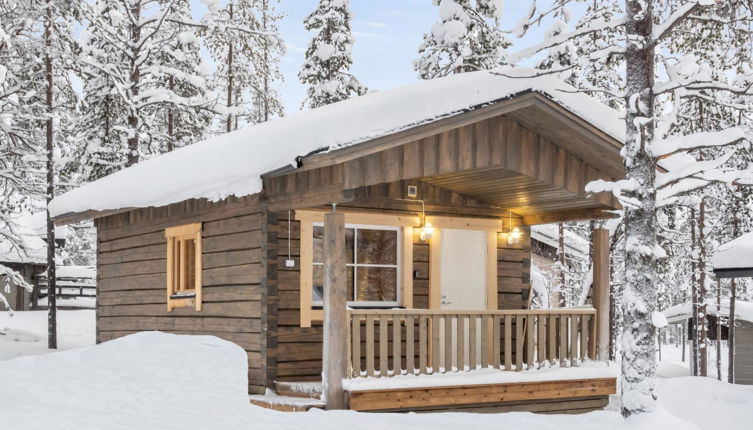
[357, 229, 397, 265]
[182, 238, 196, 291]
[312, 265, 354, 303]
[355, 267, 397, 302]
[312, 226, 354, 264]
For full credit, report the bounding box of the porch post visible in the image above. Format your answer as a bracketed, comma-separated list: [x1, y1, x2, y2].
[323, 211, 347, 409]
[592, 228, 610, 361]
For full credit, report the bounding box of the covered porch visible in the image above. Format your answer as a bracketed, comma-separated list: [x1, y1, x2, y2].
[256, 91, 622, 412]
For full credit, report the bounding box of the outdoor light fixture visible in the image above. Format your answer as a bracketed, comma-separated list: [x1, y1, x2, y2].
[417, 200, 433, 242]
[501, 211, 522, 246]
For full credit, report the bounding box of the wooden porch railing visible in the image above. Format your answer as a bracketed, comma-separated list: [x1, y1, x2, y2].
[347, 308, 596, 378]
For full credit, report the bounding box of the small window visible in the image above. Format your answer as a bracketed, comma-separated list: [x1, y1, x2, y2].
[165, 223, 202, 311]
[312, 224, 400, 307]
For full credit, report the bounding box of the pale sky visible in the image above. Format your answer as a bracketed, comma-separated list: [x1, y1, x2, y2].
[192, 0, 582, 114]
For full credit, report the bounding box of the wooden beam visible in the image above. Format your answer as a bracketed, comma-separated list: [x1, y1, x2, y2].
[522, 207, 619, 226]
[592, 228, 610, 361]
[263, 187, 356, 211]
[323, 211, 347, 409]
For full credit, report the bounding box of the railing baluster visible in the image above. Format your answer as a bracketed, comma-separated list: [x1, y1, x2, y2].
[548, 314, 557, 364]
[571, 314, 579, 365]
[420, 315, 428, 374]
[515, 315, 524, 371]
[352, 315, 361, 377]
[493, 315, 501, 369]
[480, 315, 489, 368]
[457, 315, 465, 371]
[366, 315, 375, 376]
[559, 314, 568, 367]
[379, 315, 389, 377]
[406, 315, 415, 375]
[526, 315, 535, 370]
[432, 315, 440, 374]
[537, 314, 546, 368]
[469, 315, 477, 370]
[393, 314, 402, 375]
[581, 314, 590, 361]
[444, 315, 453, 373]
[504, 315, 512, 370]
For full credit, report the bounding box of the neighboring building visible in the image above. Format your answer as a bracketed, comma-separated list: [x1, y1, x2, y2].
[49, 70, 621, 412]
[530, 224, 591, 307]
[0, 212, 75, 311]
[664, 299, 753, 384]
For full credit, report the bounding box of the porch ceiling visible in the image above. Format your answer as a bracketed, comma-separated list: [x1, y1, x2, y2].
[420, 167, 605, 217]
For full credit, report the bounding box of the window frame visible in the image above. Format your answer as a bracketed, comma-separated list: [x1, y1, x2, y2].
[297, 210, 416, 328]
[165, 223, 203, 312]
[311, 222, 402, 308]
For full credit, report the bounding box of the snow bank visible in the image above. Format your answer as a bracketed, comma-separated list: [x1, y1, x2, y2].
[0, 310, 94, 360]
[49, 68, 624, 218]
[712, 231, 753, 270]
[1, 331, 751, 430]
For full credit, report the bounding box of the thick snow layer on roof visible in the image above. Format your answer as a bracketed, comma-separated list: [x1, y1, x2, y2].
[531, 223, 590, 255]
[713, 231, 753, 270]
[49, 68, 624, 218]
[663, 299, 753, 324]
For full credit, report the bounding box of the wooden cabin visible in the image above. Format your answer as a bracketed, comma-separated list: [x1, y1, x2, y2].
[50, 70, 622, 413]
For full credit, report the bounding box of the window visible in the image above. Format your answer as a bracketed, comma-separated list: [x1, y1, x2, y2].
[312, 224, 401, 307]
[165, 223, 202, 311]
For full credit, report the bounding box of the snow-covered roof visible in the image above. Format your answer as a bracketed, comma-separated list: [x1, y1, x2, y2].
[49, 68, 624, 219]
[531, 224, 590, 255]
[663, 299, 753, 324]
[712, 231, 753, 271]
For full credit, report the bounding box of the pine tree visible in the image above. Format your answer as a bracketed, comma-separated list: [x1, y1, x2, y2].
[203, 0, 284, 131]
[299, 0, 366, 109]
[78, 0, 214, 175]
[415, 0, 510, 79]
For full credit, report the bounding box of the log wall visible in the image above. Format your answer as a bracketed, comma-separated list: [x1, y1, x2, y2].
[95, 196, 270, 394]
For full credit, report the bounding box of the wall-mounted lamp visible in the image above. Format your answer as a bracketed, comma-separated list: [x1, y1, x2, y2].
[417, 200, 433, 242]
[500, 211, 523, 245]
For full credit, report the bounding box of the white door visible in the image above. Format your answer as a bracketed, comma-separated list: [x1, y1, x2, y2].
[439, 229, 488, 371]
[440, 229, 488, 310]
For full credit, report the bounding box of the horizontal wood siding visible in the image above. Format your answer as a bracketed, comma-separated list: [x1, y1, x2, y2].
[95, 196, 268, 394]
[271, 210, 430, 381]
[735, 321, 753, 385]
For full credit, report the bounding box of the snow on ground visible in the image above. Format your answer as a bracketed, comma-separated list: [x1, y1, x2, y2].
[1, 331, 751, 430]
[0, 310, 95, 360]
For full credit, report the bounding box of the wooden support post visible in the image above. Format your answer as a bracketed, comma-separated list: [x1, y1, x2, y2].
[323, 212, 347, 409]
[592, 228, 610, 361]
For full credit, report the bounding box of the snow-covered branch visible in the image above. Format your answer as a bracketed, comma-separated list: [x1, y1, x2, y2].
[651, 128, 747, 158]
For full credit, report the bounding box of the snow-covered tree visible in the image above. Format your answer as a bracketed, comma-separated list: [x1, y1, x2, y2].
[299, 0, 366, 109]
[78, 0, 215, 175]
[415, 0, 510, 79]
[509, 0, 753, 418]
[203, 0, 284, 132]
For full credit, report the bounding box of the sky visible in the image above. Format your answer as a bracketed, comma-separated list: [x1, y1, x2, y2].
[192, 0, 584, 114]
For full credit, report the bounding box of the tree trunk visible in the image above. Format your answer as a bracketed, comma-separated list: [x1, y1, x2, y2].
[558, 223, 566, 305]
[261, 0, 270, 123]
[226, 3, 234, 133]
[729, 198, 740, 383]
[127, 1, 141, 167]
[44, 0, 57, 350]
[167, 76, 175, 152]
[621, 0, 658, 417]
[699, 200, 708, 377]
[690, 207, 699, 375]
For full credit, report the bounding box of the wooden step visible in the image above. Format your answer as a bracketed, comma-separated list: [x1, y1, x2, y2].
[273, 381, 323, 399]
[249, 395, 325, 412]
